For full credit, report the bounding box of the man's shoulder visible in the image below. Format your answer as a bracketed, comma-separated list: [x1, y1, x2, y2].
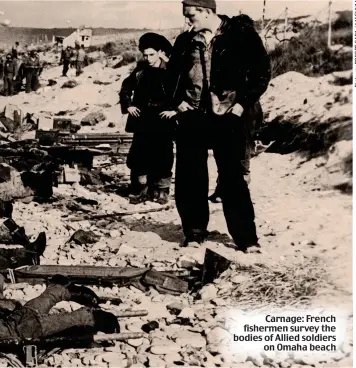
[173, 31, 194, 47]
[223, 14, 257, 34]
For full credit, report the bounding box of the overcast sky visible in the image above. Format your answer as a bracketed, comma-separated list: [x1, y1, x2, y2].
[0, 0, 351, 29]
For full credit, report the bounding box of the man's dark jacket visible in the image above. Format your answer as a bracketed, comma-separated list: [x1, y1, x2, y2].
[167, 14, 271, 133]
[3, 60, 16, 76]
[119, 60, 172, 133]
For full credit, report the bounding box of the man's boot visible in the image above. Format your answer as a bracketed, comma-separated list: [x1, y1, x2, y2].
[209, 180, 222, 203]
[129, 185, 149, 204]
[92, 309, 120, 333]
[3, 218, 47, 256]
[49, 275, 101, 308]
[181, 229, 209, 248]
[156, 188, 169, 205]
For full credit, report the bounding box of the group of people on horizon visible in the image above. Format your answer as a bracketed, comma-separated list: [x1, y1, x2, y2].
[120, 0, 271, 253]
[60, 42, 88, 77]
[0, 41, 41, 95]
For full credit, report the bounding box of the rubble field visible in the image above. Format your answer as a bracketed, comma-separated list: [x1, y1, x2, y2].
[0, 60, 352, 368]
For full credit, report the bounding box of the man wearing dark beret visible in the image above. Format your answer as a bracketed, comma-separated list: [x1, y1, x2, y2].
[167, 0, 271, 252]
[119, 33, 176, 205]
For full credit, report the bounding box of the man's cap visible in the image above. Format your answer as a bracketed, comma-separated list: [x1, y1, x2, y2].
[182, 0, 216, 10]
[138, 32, 173, 57]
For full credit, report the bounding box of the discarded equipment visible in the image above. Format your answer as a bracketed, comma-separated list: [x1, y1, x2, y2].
[2, 265, 189, 295]
[1, 249, 231, 295]
[0, 332, 145, 367]
[65, 203, 174, 221]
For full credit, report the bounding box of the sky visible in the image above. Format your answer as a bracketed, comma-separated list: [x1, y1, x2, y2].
[0, 0, 351, 29]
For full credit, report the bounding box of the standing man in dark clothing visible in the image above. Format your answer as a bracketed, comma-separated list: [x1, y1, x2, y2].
[3, 54, 16, 96]
[75, 45, 86, 76]
[209, 100, 264, 203]
[0, 274, 119, 340]
[24, 50, 40, 93]
[11, 42, 20, 60]
[167, 0, 271, 251]
[119, 33, 176, 205]
[60, 46, 73, 77]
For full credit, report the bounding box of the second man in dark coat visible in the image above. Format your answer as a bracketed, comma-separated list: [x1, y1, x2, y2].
[119, 33, 177, 205]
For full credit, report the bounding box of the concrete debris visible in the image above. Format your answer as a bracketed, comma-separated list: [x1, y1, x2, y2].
[81, 111, 106, 126]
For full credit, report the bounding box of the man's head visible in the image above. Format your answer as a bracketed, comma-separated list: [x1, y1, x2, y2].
[139, 33, 172, 67]
[182, 0, 217, 32]
[15, 41, 19, 46]
[6, 53, 11, 59]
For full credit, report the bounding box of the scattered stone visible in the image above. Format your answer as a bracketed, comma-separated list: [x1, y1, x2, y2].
[200, 284, 218, 301]
[148, 354, 167, 367]
[167, 302, 186, 315]
[101, 352, 124, 364]
[117, 243, 138, 254]
[247, 355, 264, 367]
[178, 307, 195, 319]
[127, 338, 144, 347]
[151, 342, 181, 355]
[81, 111, 106, 126]
[175, 330, 207, 348]
[206, 326, 231, 345]
[230, 274, 250, 284]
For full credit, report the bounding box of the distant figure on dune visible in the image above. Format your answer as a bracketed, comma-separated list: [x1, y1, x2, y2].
[60, 45, 73, 77]
[2, 53, 16, 96]
[97, 47, 107, 67]
[75, 44, 86, 76]
[24, 50, 40, 93]
[11, 41, 20, 60]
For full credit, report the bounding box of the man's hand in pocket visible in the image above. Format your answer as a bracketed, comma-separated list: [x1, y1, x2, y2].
[177, 101, 194, 113]
[229, 103, 244, 117]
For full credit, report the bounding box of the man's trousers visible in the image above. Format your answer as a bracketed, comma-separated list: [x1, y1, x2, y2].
[175, 110, 258, 248]
[126, 111, 174, 192]
[0, 284, 95, 340]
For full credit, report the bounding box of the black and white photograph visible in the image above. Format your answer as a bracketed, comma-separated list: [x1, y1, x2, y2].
[0, 0, 352, 367]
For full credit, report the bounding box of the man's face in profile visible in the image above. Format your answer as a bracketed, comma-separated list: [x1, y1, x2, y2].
[143, 48, 161, 67]
[183, 6, 208, 32]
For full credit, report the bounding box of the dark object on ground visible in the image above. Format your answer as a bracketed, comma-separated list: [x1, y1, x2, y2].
[3, 218, 47, 255]
[201, 248, 231, 286]
[74, 197, 98, 206]
[50, 275, 100, 307]
[142, 269, 188, 295]
[0, 264, 188, 295]
[66, 203, 174, 222]
[67, 230, 100, 245]
[141, 321, 159, 333]
[81, 111, 106, 126]
[0, 199, 13, 217]
[166, 318, 193, 326]
[61, 80, 78, 89]
[20, 168, 54, 200]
